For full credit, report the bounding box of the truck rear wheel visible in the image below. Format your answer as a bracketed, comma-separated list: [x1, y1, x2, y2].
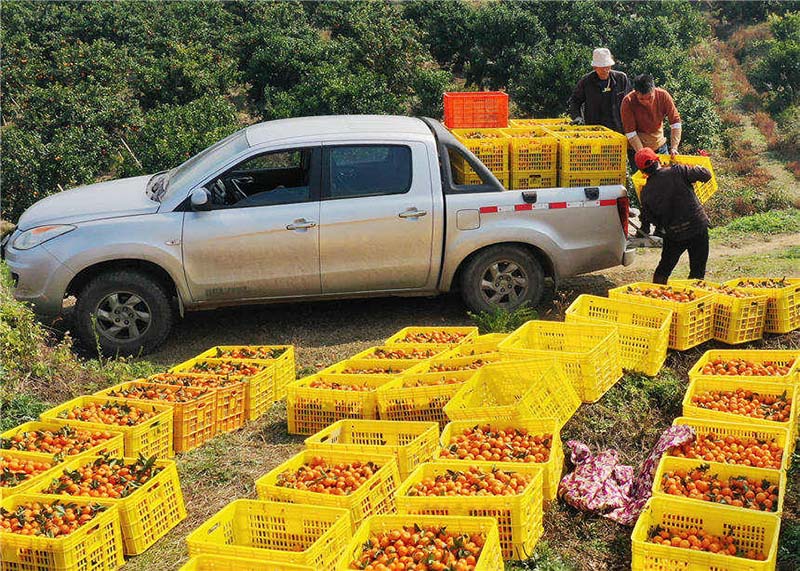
[74, 270, 174, 356]
[460, 245, 544, 313]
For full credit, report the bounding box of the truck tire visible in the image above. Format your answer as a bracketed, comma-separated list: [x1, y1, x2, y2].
[74, 270, 174, 356]
[460, 245, 544, 313]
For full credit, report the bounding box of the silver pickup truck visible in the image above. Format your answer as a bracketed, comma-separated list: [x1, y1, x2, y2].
[3, 115, 634, 355]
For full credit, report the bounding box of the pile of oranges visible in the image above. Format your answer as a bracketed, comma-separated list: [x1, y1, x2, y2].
[42, 454, 163, 499]
[210, 346, 286, 359]
[152, 373, 243, 389]
[699, 358, 794, 377]
[185, 361, 264, 376]
[668, 432, 784, 469]
[404, 376, 464, 387]
[648, 526, 766, 560]
[429, 360, 489, 372]
[399, 331, 468, 344]
[407, 466, 532, 497]
[0, 455, 53, 488]
[689, 281, 754, 298]
[2, 425, 117, 456]
[341, 366, 402, 375]
[308, 379, 372, 391]
[107, 384, 209, 403]
[624, 285, 697, 302]
[370, 348, 441, 360]
[690, 389, 792, 422]
[735, 278, 789, 289]
[349, 525, 486, 571]
[0, 499, 108, 537]
[57, 401, 159, 426]
[440, 425, 551, 463]
[275, 456, 379, 495]
[660, 464, 779, 511]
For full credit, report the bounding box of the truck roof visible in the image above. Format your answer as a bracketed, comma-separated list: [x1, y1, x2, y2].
[245, 115, 431, 146]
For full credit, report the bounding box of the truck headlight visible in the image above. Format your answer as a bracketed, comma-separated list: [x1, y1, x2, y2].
[13, 225, 76, 250]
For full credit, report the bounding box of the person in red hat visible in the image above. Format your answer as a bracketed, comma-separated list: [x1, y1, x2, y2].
[636, 148, 713, 284]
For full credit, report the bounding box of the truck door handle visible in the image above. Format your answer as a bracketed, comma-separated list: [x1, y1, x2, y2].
[399, 208, 428, 219]
[286, 218, 317, 230]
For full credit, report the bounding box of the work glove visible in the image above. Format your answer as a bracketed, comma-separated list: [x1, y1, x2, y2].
[570, 116, 585, 126]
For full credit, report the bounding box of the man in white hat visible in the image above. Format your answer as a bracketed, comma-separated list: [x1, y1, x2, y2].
[568, 48, 631, 136]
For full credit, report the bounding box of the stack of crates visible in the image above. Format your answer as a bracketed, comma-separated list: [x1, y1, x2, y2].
[542, 124, 627, 187]
[449, 128, 511, 187]
[500, 126, 559, 190]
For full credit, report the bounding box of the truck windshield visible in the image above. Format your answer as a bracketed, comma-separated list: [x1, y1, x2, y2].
[163, 130, 250, 200]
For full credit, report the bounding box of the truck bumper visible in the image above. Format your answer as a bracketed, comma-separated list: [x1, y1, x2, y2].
[622, 247, 636, 267]
[3, 234, 73, 316]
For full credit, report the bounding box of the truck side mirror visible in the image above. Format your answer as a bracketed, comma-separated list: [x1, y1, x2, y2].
[190, 188, 212, 211]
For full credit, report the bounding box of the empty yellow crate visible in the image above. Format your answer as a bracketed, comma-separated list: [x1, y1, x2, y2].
[194, 345, 296, 401]
[498, 320, 623, 402]
[652, 456, 786, 514]
[0, 493, 124, 571]
[632, 154, 718, 203]
[0, 449, 63, 500]
[450, 128, 511, 174]
[565, 294, 672, 376]
[631, 496, 779, 571]
[376, 370, 479, 428]
[443, 359, 580, 429]
[671, 416, 792, 473]
[95, 381, 217, 453]
[286, 374, 394, 436]
[255, 449, 399, 532]
[385, 326, 478, 346]
[396, 461, 544, 560]
[1, 421, 125, 461]
[558, 169, 626, 187]
[724, 277, 800, 334]
[40, 396, 173, 459]
[180, 555, 313, 570]
[439, 418, 564, 501]
[339, 514, 503, 571]
[608, 282, 715, 350]
[186, 500, 350, 571]
[670, 279, 768, 344]
[544, 126, 627, 172]
[29, 455, 186, 555]
[688, 349, 799, 386]
[500, 126, 559, 172]
[304, 419, 439, 479]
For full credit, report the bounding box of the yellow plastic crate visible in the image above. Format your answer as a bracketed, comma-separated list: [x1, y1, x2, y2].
[632, 154, 718, 203]
[0, 449, 63, 500]
[95, 381, 217, 453]
[452, 334, 510, 357]
[1, 421, 125, 461]
[450, 128, 511, 174]
[409, 351, 504, 371]
[186, 500, 350, 571]
[453, 164, 510, 188]
[396, 461, 544, 560]
[443, 359, 580, 429]
[376, 370, 479, 428]
[29, 455, 186, 555]
[255, 449, 399, 532]
[180, 555, 313, 570]
[0, 494, 124, 571]
[670, 279, 768, 344]
[498, 320, 623, 403]
[319, 358, 420, 376]
[558, 169, 626, 187]
[509, 118, 571, 127]
[724, 277, 800, 334]
[510, 170, 558, 190]
[544, 127, 627, 172]
[671, 416, 792, 473]
[304, 419, 439, 479]
[339, 514, 503, 571]
[170, 356, 277, 421]
[631, 497, 779, 571]
[40, 396, 173, 459]
[682, 378, 798, 440]
[439, 418, 564, 501]
[688, 349, 799, 386]
[652, 456, 786, 514]
[350, 343, 451, 362]
[194, 345, 296, 401]
[286, 374, 394, 436]
[385, 326, 478, 346]
[608, 282, 715, 350]
[500, 127, 559, 172]
[149, 372, 247, 434]
[565, 294, 672, 376]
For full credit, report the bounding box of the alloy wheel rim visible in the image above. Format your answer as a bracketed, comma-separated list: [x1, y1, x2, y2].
[94, 291, 152, 342]
[479, 259, 529, 308]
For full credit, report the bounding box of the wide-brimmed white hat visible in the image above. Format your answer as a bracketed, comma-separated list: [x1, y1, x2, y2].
[592, 48, 615, 67]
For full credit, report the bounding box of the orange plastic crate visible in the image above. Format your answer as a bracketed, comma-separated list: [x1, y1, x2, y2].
[444, 91, 508, 129]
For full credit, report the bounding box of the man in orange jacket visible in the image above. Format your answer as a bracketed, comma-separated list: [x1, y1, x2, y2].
[622, 75, 682, 159]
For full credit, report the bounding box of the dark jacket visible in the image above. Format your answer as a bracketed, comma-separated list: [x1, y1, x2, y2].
[568, 70, 631, 133]
[640, 164, 712, 242]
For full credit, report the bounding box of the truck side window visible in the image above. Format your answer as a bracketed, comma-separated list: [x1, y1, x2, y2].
[324, 145, 412, 199]
[447, 147, 488, 190]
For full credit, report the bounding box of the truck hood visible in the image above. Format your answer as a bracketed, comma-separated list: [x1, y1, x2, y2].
[16, 175, 160, 231]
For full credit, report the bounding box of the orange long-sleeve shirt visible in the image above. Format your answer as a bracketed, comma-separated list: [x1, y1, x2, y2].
[621, 88, 681, 150]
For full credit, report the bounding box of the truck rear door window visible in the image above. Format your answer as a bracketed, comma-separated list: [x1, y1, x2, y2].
[447, 147, 488, 189]
[324, 145, 412, 199]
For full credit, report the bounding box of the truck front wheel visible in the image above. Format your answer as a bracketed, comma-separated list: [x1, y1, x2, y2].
[460, 245, 544, 313]
[74, 270, 174, 356]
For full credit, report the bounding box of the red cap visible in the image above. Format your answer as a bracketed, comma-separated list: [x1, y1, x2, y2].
[635, 148, 659, 171]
